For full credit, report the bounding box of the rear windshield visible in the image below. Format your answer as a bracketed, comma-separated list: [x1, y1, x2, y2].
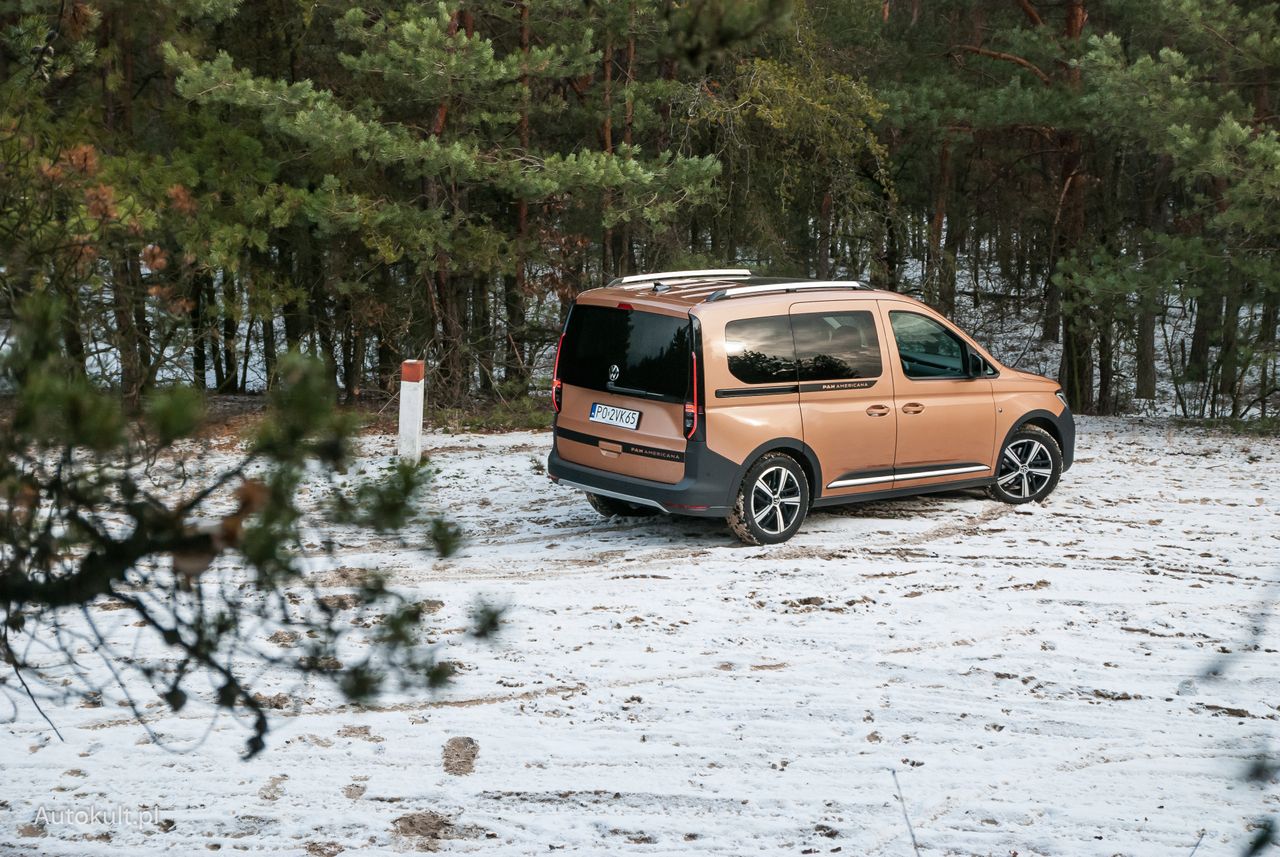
[560, 304, 691, 401]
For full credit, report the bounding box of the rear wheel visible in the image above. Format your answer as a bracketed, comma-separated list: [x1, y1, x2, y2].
[988, 424, 1062, 504]
[726, 452, 810, 545]
[585, 492, 658, 518]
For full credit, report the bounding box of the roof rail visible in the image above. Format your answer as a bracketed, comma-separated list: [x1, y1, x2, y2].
[706, 281, 864, 302]
[610, 268, 752, 287]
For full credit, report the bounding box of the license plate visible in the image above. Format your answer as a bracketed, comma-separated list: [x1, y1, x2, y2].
[589, 403, 641, 430]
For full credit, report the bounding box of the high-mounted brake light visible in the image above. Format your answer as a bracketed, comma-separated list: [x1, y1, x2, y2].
[617, 302, 634, 311]
[684, 353, 700, 439]
[551, 333, 565, 413]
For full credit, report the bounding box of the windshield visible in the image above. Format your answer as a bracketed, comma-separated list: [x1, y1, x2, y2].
[560, 304, 691, 401]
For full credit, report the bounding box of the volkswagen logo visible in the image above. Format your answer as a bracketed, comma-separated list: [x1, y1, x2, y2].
[608, 364, 621, 382]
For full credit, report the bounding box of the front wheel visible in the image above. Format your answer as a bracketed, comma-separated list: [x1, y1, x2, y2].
[988, 425, 1062, 504]
[726, 452, 810, 545]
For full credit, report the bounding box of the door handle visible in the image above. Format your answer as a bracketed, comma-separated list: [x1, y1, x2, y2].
[865, 404, 891, 417]
[901, 402, 925, 415]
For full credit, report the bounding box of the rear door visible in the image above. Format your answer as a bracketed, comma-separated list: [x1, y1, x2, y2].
[555, 302, 691, 484]
[877, 301, 996, 487]
[788, 302, 897, 498]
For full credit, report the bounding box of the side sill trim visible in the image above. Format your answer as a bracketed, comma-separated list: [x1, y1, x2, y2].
[812, 476, 993, 508]
[825, 473, 895, 488]
[827, 463, 989, 489]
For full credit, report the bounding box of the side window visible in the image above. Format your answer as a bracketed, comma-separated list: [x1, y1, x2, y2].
[792, 311, 882, 381]
[724, 316, 796, 384]
[889, 311, 967, 379]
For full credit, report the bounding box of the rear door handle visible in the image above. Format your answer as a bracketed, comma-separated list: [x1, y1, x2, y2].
[865, 404, 891, 417]
[901, 402, 925, 415]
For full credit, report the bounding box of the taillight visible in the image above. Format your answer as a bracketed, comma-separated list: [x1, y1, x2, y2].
[683, 353, 699, 439]
[551, 333, 564, 413]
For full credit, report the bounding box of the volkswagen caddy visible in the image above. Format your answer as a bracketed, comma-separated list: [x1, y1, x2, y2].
[546, 270, 1074, 545]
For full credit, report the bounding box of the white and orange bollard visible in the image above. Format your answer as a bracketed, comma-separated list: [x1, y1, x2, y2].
[398, 359, 425, 465]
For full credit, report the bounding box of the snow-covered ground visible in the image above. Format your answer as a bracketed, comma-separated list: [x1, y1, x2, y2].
[4, 417, 1280, 856]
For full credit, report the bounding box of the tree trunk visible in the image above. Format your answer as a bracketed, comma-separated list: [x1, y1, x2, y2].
[1262, 287, 1277, 418]
[503, 0, 531, 390]
[601, 32, 615, 280]
[219, 272, 239, 394]
[1135, 304, 1156, 400]
[1218, 285, 1241, 411]
[618, 1, 637, 275]
[434, 256, 467, 403]
[111, 272, 143, 409]
[209, 304, 225, 390]
[872, 176, 900, 291]
[188, 275, 206, 388]
[939, 209, 962, 316]
[314, 283, 336, 394]
[130, 258, 151, 381]
[472, 275, 493, 394]
[1097, 319, 1114, 414]
[280, 239, 303, 350]
[61, 294, 88, 380]
[1187, 291, 1221, 383]
[925, 140, 952, 304]
[1055, 0, 1093, 412]
[816, 189, 833, 279]
[262, 307, 276, 389]
[240, 315, 254, 392]
[378, 337, 396, 395]
[1056, 142, 1093, 413]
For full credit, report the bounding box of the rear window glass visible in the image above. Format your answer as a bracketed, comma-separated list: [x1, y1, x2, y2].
[560, 304, 690, 400]
[792, 311, 882, 381]
[724, 316, 796, 384]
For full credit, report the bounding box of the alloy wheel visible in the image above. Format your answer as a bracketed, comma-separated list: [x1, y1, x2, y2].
[996, 438, 1054, 499]
[750, 466, 803, 536]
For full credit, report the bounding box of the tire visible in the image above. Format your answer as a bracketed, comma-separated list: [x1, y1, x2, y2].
[987, 424, 1062, 504]
[726, 452, 810, 545]
[585, 492, 658, 518]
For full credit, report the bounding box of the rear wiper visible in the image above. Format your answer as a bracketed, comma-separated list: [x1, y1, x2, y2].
[606, 383, 672, 401]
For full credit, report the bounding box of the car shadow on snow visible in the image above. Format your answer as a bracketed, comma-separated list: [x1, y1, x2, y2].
[593, 488, 995, 545]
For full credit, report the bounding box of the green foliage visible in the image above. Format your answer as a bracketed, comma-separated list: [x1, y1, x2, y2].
[430, 394, 553, 432]
[5, 298, 125, 452]
[8, 0, 1273, 421]
[0, 293, 483, 757]
[684, 0, 886, 273]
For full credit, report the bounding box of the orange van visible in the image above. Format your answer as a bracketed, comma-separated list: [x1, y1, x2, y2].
[547, 270, 1074, 544]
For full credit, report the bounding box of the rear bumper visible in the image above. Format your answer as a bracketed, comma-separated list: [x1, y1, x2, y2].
[547, 429, 737, 517]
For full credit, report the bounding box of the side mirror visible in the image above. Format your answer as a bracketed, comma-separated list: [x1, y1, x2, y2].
[966, 347, 984, 379]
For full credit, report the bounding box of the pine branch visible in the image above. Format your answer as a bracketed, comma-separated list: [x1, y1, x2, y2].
[954, 44, 1052, 86]
[3, 630, 65, 743]
[1015, 0, 1044, 27]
